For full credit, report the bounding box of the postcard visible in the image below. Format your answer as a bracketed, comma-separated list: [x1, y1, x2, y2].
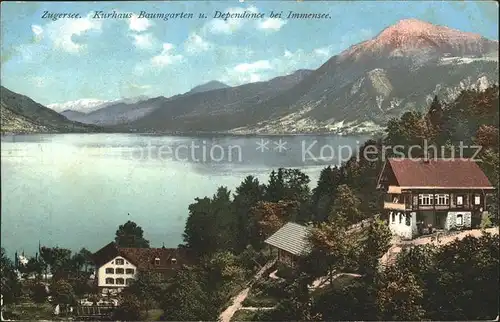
[1, 1, 498, 321]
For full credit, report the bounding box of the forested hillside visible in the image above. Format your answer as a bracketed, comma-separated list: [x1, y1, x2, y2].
[157, 85, 499, 321]
[2, 87, 497, 321]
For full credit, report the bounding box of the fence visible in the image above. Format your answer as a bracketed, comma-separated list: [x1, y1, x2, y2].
[75, 305, 115, 320]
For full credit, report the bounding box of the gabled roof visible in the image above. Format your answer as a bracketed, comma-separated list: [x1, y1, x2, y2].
[264, 222, 311, 256]
[92, 242, 193, 271]
[379, 158, 494, 189]
[91, 242, 121, 267]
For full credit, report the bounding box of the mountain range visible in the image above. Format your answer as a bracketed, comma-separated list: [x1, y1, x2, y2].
[0, 87, 101, 134]
[2, 19, 499, 135]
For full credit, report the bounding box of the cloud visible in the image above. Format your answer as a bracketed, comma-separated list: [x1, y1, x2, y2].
[257, 18, 287, 31]
[129, 83, 151, 90]
[313, 46, 334, 57]
[150, 43, 184, 68]
[184, 33, 212, 54]
[222, 47, 333, 86]
[233, 60, 272, 73]
[31, 76, 47, 88]
[132, 33, 156, 50]
[204, 6, 258, 34]
[45, 14, 102, 53]
[31, 25, 43, 42]
[223, 59, 273, 84]
[203, 6, 286, 35]
[129, 15, 152, 32]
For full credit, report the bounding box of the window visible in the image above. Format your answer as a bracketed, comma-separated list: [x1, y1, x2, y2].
[399, 213, 403, 224]
[456, 196, 463, 206]
[456, 214, 464, 226]
[418, 194, 433, 206]
[105, 278, 114, 284]
[125, 268, 135, 274]
[405, 214, 411, 226]
[115, 259, 124, 265]
[115, 268, 124, 274]
[391, 212, 396, 223]
[171, 258, 177, 264]
[474, 196, 481, 205]
[105, 268, 114, 274]
[116, 278, 125, 285]
[154, 258, 160, 265]
[126, 278, 134, 285]
[435, 194, 449, 206]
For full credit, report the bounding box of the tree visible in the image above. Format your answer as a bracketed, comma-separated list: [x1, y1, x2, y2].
[202, 251, 246, 292]
[115, 220, 150, 248]
[232, 176, 265, 252]
[264, 168, 311, 204]
[0, 248, 21, 304]
[427, 95, 444, 142]
[252, 200, 300, 243]
[307, 220, 357, 283]
[313, 276, 378, 320]
[311, 166, 342, 222]
[39, 247, 72, 279]
[50, 279, 76, 308]
[114, 294, 142, 321]
[30, 281, 49, 303]
[358, 217, 392, 276]
[330, 185, 362, 224]
[385, 111, 429, 148]
[19, 256, 46, 279]
[71, 248, 94, 273]
[428, 234, 499, 320]
[160, 267, 219, 321]
[474, 124, 499, 150]
[265, 273, 322, 321]
[375, 266, 426, 320]
[123, 271, 163, 311]
[182, 187, 236, 256]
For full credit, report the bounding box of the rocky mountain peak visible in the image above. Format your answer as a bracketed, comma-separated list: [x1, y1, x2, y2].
[339, 19, 497, 62]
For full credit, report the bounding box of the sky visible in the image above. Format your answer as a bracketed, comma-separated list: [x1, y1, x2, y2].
[1, 1, 498, 106]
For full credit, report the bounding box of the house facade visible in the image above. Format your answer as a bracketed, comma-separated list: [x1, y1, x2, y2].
[264, 222, 311, 267]
[92, 242, 190, 295]
[377, 158, 495, 240]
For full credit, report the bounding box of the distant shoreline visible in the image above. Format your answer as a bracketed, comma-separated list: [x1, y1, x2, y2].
[0, 131, 375, 139]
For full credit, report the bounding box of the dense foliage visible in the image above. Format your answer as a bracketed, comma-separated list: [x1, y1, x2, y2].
[2, 86, 497, 321]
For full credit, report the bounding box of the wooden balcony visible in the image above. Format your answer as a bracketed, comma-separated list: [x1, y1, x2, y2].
[384, 202, 407, 211]
[387, 186, 402, 194]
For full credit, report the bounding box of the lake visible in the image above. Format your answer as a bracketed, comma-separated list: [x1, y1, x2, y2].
[0, 133, 368, 256]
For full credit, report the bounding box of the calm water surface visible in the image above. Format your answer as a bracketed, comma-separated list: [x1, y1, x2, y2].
[1, 133, 367, 256]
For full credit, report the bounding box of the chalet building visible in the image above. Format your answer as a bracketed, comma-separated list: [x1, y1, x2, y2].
[92, 242, 191, 295]
[265, 222, 311, 267]
[377, 158, 495, 240]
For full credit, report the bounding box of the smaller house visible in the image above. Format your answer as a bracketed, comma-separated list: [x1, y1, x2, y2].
[92, 242, 191, 295]
[264, 222, 311, 267]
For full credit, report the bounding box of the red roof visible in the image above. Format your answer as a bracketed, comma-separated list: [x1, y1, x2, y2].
[384, 158, 494, 188]
[92, 242, 193, 273]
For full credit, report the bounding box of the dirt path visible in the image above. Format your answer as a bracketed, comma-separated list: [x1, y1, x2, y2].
[311, 272, 362, 289]
[239, 306, 275, 311]
[219, 260, 276, 322]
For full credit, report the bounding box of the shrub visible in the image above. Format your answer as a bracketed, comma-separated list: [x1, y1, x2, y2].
[30, 282, 48, 303]
[50, 279, 76, 307]
[113, 294, 142, 321]
[480, 213, 493, 230]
